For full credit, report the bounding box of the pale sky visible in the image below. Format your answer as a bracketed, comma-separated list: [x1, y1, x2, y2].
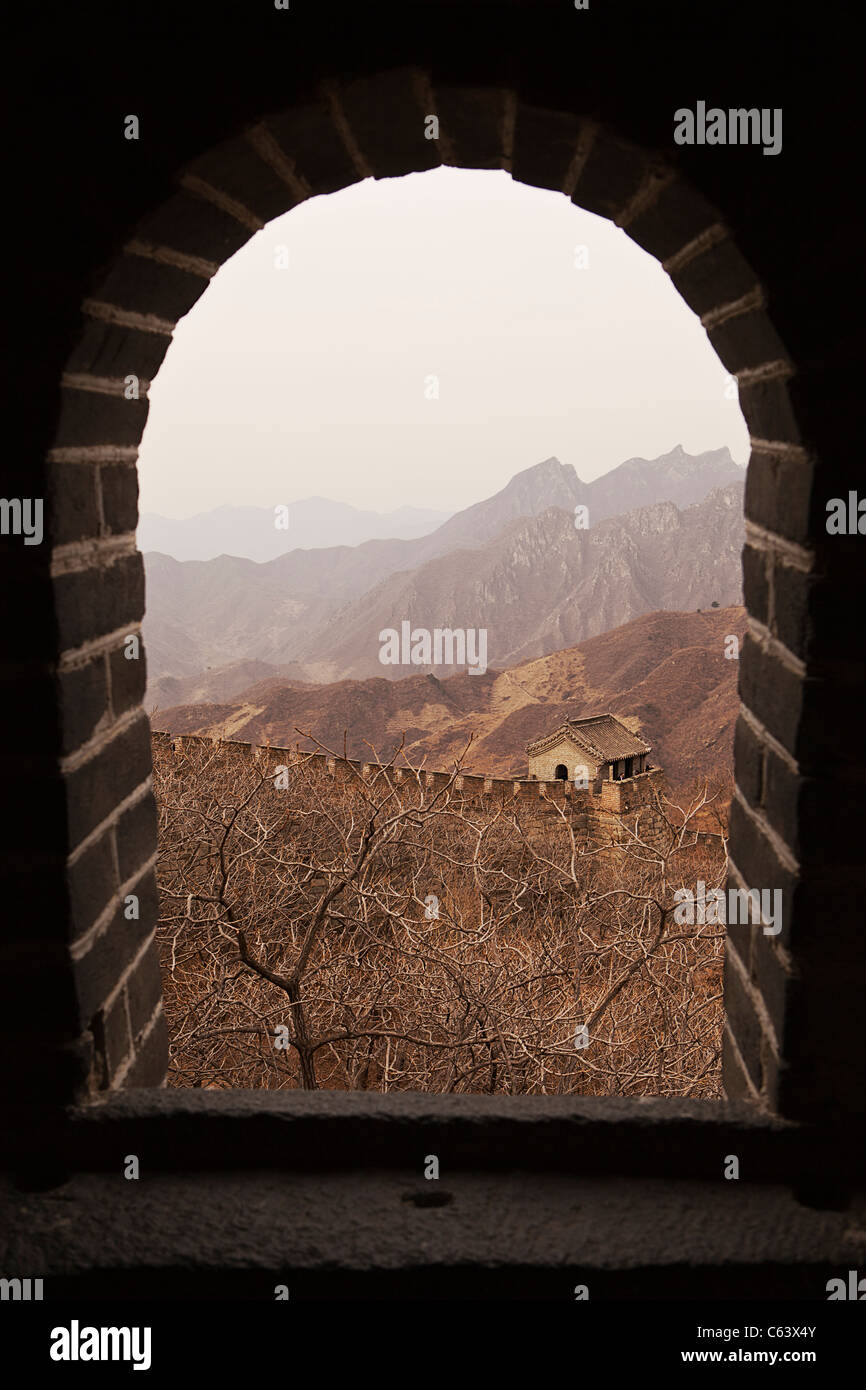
[137, 166, 749, 519]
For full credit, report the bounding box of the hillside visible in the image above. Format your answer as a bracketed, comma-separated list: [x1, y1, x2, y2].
[305, 484, 743, 681]
[153, 605, 746, 789]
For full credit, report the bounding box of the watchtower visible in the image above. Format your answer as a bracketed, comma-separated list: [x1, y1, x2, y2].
[526, 713, 652, 787]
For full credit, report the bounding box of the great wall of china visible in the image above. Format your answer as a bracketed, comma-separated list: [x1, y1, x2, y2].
[152, 730, 670, 845]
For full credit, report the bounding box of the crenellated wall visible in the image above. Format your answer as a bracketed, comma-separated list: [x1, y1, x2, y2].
[152, 731, 666, 844]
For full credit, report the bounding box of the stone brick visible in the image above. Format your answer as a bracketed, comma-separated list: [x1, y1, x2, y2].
[626, 179, 722, 264]
[744, 448, 816, 545]
[133, 190, 252, 266]
[759, 746, 800, 855]
[432, 84, 508, 170]
[57, 653, 110, 755]
[572, 129, 648, 222]
[92, 254, 209, 324]
[99, 462, 139, 535]
[45, 462, 100, 547]
[737, 378, 801, 449]
[738, 633, 804, 761]
[65, 714, 153, 851]
[773, 562, 864, 665]
[725, 864, 787, 961]
[115, 789, 159, 885]
[749, 934, 793, 1054]
[733, 716, 765, 811]
[55, 551, 145, 652]
[99, 989, 132, 1079]
[125, 946, 164, 1039]
[741, 542, 769, 627]
[122, 1008, 168, 1088]
[108, 640, 148, 717]
[708, 309, 791, 377]
[337, 68, 439, 179]
[63, 319, 171, 382]
[776, 947, 866, 1124]
[724, 916, 753, 974]
[72, 870, 159, 1021]
[757, 1045, 783, 1116]
[770, 560, 812, 656]
[722, 953, 766, 1095]
[512, 104, 583, 192]
[263, 102, 359, 195]
[53, 386, 149, 451]
[721, 1026, 757, 1101]
[669, 239, 760, 320]
[728, 799, 797, 946]
[765, 761, 863, 868]
[183, 134, 298, 225]
[68, 824, 117, 937]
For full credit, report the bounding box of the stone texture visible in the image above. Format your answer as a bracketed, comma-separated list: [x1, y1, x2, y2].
[65, 714, 154, 851]
[0, 1167, 862, 1298]
[55, 552, 145, 654]
[92, 254, 211, 324]
[57, 653, 110, 754]
[99, 462, 139, 536]
[182, 135, 299, 224]
[45, 462, 100, 547]
[432, 84, 509, 170]
[53, 387, 149, 451]
[71, 870, 159, 1017]
[133, 190, 252, 266]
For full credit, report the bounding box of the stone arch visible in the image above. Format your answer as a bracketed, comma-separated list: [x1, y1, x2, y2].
[17, 67, 859, 1132]
[554, 764, 569, 781]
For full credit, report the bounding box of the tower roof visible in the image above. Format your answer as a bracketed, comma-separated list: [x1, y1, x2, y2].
[526, 713, 651, 761]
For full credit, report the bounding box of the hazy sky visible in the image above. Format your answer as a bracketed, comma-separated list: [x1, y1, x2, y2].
[137, 167, 748, 519]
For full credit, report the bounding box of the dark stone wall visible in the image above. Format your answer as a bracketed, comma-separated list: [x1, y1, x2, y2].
[1, 0, 862, 1198]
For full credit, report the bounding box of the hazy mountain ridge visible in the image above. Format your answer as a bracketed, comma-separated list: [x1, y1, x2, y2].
[586, 444, 739, 517]
[143, 446, 743, 696]
[141, 443, 740, 566]
[138, 497, 453, 563]
[280, 482, 744, 681]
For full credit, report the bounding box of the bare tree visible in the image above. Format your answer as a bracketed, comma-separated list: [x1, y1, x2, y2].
[152, 736, 726, 1096]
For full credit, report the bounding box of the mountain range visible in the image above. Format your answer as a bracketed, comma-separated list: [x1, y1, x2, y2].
[153, 605, 747, 790]
[138, 498, 453, 563]
[143, 444, 744, 700]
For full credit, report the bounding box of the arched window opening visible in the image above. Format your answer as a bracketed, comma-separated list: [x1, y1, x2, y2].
[36, 67, 836, 1126]
[133, 166, 748, 1100]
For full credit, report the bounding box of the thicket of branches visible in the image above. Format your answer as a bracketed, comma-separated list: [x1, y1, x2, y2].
[152, 736, 727, 1096]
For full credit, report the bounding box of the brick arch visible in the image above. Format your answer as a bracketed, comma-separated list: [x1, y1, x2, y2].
[37, 70, 843, 1126]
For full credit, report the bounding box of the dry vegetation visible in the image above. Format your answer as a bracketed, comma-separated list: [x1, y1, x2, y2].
[152, 735, 728, 1096]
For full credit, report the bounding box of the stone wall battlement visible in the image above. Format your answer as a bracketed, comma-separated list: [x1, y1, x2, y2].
[151, 731, 665, 825]
[148, 733, 667, 839]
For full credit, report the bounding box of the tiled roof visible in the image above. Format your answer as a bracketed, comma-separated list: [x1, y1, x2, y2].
[526, 713, 651, 761]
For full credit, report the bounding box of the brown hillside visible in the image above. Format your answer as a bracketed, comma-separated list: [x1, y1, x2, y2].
[154, 606, 746, 788]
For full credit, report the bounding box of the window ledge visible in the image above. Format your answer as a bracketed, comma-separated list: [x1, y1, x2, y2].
[5, 1090, 857, 1186]
[1, 1167, 863, 1299]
